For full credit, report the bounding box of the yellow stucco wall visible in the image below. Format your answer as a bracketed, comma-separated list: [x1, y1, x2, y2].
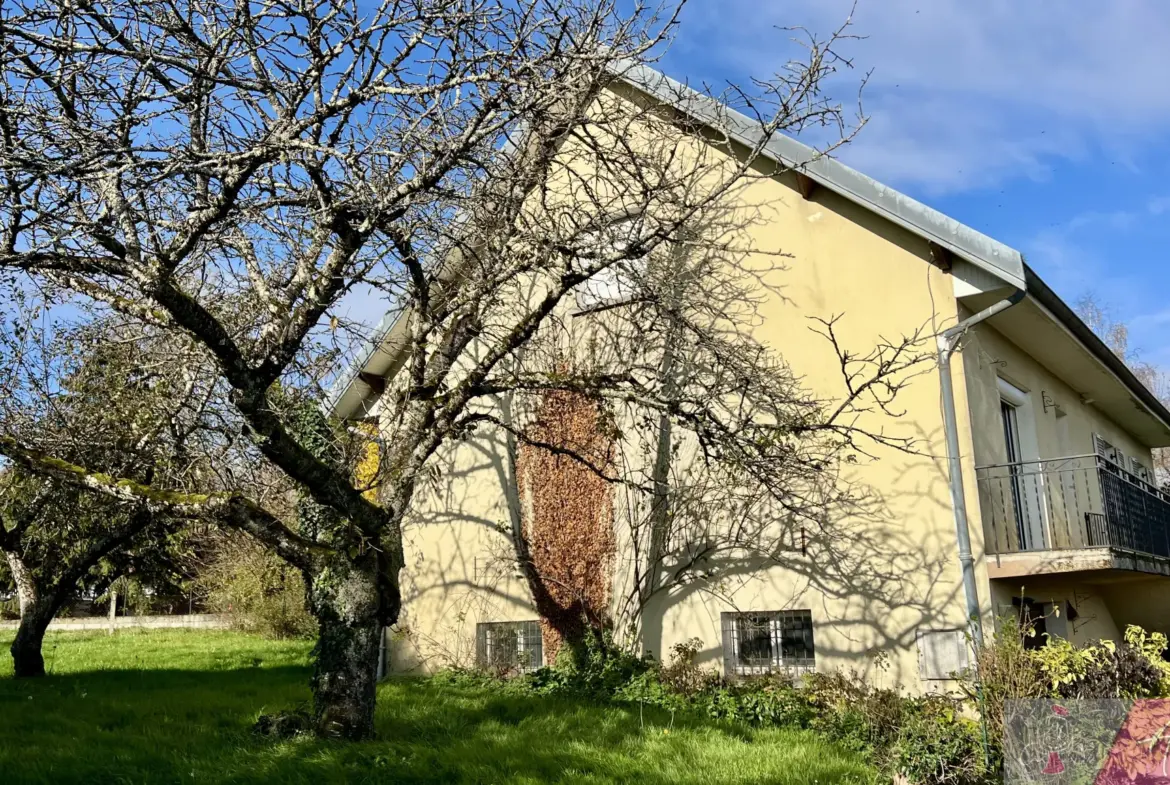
[987, 577, 1120, 647]
[629, 170, 974, 689]
[963, 319, 1152, 472]
[381, 155, 1000, 688]
[375, 98, 1161, 687]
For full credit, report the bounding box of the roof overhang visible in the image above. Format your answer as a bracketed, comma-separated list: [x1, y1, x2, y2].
[325, 308, 410, 420]
[961, 265, 1170, 447]
[612, 61, 1027, 291]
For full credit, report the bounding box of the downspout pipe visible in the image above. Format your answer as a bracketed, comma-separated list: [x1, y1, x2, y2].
[937, 288, 1026, 648]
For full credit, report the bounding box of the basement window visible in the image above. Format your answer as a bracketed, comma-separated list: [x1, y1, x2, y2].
[720, 610, 816, 677]
[475, 620, 543, 673]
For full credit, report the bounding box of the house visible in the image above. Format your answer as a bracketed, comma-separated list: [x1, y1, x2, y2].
[328, 64, 1170, 689]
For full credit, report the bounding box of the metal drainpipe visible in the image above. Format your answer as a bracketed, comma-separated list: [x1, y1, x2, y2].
[937, 288, 1025, 648]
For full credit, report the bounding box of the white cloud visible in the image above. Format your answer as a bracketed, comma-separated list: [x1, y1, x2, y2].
[669, 0, 1170, 193]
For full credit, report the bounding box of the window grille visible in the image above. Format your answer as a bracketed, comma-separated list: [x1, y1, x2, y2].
[475, 620, 543, 673]
[720, 610, 815, 677]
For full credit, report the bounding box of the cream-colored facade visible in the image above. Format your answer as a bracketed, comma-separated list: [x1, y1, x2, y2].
[331, 67, 1170, 690]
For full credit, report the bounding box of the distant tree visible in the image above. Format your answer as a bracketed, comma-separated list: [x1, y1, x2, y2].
[1076, 295, 1135, 362]
[0, 470, 170, 674]
[0, 329, 196, 676]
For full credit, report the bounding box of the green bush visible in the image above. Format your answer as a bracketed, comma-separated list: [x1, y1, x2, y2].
[196, 533, 315, 640]
[982, 619, 1170, 702]
[524, 633, 986, 784]
[696, 676, 816, 727]
[472, 621, 1170, 785]
[891, 700, 986, 785]
[528, 628, 653, 698]
[962, 618, 1170, 779]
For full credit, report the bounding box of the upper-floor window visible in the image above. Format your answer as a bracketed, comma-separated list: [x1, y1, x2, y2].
[573, 219, 645, 313]
[1130, 457, 1153, 485]
[475, 620, 543, 673]
[720, 609, 815, 677]
[1094, 433, 1123, 467]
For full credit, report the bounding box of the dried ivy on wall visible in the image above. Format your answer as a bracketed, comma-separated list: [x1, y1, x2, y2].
[517, 390, 617, 660]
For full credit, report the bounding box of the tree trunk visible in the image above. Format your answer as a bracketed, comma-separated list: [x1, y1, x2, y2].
[3, 551, 36, 618]
[3, 551, 54, 678]
[306, 553, 384, 740]
[10, 602, 54, 678]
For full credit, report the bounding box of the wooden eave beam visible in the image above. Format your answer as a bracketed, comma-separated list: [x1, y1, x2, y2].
[928, 242, 954, 273]
[794, 171, 817, 200]
[358, 371, 386, 396]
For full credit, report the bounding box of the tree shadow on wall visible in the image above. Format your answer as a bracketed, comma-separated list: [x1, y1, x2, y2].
[399, 400, 977, 690]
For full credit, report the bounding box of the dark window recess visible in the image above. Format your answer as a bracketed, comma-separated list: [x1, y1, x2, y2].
[720, 610, 816, 677]
[1013, 597, 1048, 651]
[475, 621, 543, 672]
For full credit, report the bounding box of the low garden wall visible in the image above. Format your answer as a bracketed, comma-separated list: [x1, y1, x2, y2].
[0, 613, 229, 632]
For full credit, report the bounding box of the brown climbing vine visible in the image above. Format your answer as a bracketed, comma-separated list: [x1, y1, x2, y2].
[516, 390, 617, 661]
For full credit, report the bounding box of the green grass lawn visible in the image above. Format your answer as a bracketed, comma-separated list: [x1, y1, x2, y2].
[0, 630, 875, 784]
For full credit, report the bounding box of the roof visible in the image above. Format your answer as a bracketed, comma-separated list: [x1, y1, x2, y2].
[328, 63, 1168, 438]
[1022, 264, 1170, 436]
[613, 60, 1026, 290]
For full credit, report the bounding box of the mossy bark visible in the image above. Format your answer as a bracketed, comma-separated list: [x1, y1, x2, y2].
[306, 553, 385, 740]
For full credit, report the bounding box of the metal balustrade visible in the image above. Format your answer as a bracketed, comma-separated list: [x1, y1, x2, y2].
[975, 454, 1170, 558]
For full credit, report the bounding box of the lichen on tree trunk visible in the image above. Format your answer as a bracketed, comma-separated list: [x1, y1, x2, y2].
[305, 553, 385, 740]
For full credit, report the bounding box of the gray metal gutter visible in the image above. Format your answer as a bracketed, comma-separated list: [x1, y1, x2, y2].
[611, 61, 1027, 290]
[324, 307, 401, 417]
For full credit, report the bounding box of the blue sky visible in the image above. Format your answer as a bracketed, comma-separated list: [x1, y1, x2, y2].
[661, 0, 1170, 365]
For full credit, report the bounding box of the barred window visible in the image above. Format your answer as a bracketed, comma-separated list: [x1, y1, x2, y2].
[475, 621, 543, 673]
[720, 610, 815, 677]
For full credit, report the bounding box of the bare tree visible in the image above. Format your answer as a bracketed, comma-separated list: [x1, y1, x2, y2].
[484, 228, 932, 659]
[0, 0, 866, 738]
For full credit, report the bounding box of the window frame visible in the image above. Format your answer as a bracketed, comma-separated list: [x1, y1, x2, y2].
[720, 609, 816, 678]
[475, 620, 543, 673]
[571, 219, 647, 314]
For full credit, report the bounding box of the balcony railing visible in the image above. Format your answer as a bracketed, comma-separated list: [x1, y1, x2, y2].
[975, 454, 1170, 558]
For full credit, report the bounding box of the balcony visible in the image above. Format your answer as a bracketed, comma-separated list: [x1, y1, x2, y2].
[975, 455, 1170, 578]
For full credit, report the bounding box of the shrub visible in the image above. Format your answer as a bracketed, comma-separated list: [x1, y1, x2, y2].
[961, 618, 1170, 779]
[808, 671, 901, 747]
[528, 633, 986, 784]
[1025, 625, 1166, 700]
[658, 638, 721, 696]
[528, 628, 652, 699]
[196, 533, 315, 639]
[696, 675, 816, 728]
[1123, 625, 1170, 694]
[891, 699, 986, 785]
[960, 615, 1046, 767]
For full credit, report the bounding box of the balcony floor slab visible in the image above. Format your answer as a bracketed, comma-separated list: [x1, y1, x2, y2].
[987, 547, 1170, 580]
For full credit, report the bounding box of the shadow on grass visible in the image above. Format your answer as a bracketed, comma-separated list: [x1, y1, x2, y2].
[0, 666, 874, 784]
